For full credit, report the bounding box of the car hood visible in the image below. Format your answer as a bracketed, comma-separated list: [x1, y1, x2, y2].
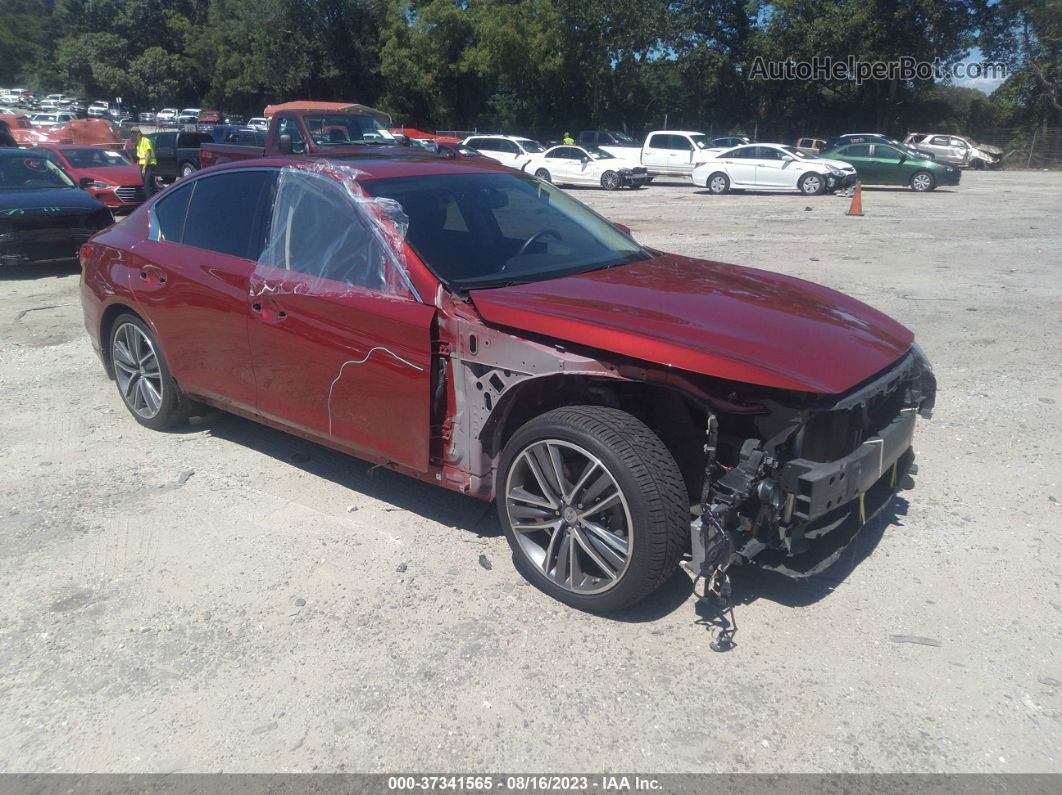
[74, 164, 142, 185]
[0, 186, 105, 213]
[469, 253, 913, 394]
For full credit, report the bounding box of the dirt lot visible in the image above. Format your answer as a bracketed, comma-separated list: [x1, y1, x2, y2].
[1, 170, 1060, 774]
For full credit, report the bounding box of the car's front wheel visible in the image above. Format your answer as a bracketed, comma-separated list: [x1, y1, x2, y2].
[497, 406, 688, 612]
[600, 170, 622, 190]
[706, 172, 730, 194]
[910, 170, 936, 191]
[179, 162, 195, 179]
[109, 313, 189, 430]
[799, 172, 826, 195]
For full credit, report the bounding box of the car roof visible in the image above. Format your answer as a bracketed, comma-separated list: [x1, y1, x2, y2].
[0, 148, 46, 158]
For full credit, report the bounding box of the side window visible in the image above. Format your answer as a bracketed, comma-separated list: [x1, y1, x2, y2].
[471, 138, 496, 151]
[877, 145, 902, 159]
[929, 136, 950, 146]
[758, 147, 785, 160]
[950, 137, 967, 148]
[42, 150, 65, 169]
[277, 117, 306, 153]
[845, 144, 871, 157]
[258, 171, 401, 292]
[730, 146, 756, 159]
[646, 133, 667, 149]
[182, 171, 274, 259]
[152, 181, 192, 242]
[500, 140, 519, 154]
[668, 135, 693, 151]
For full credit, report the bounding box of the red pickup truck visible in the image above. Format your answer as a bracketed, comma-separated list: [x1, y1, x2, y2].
[199, 109, 408, 168]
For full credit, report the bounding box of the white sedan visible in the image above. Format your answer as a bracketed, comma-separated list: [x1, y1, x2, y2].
[692, 143, 857, 195]
[523, 145, 649, 190]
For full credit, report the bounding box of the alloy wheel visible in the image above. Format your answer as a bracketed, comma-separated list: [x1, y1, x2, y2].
[111, 322, 164, 419]
[504, 439, 633, 594]
[601, 171, 620, 190]
[709, 175, 728, 193]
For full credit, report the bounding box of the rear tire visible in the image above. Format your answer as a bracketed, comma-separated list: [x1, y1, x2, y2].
[108, 313, 189, 431]
[534, 168, 552, 183]
[707, 172, 730, 194]
[179, 162, 195, 179]
[497, 406, 688, 612]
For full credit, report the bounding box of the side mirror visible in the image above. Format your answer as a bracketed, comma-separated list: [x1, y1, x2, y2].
[581, 156, 590, 164]
[443, 150, 456, 160]
[78, 176, 94, 189]
[613, 222, 632, 236]
[899, 154, 908, 163]
[277, 133, 292, 155]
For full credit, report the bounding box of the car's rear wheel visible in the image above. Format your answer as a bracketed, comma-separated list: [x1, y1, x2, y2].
[109, 313, 189, 430]
[600, 170, 622, 190]
[707, 172, 730, 194]
[799, 172, 826, 195]
[910, 170, 936, 191]
[534, 168, 552, 183]
[179, 162, 195, 179]
[497, 406, 688, 612]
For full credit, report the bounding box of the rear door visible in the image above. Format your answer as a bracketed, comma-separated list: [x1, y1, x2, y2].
[130, 170, 274, 408]
[832, 144, 873, 181]
[246, 169, 435, 470]
[721, 146, 758, 185]
[151, 133, 177, 179]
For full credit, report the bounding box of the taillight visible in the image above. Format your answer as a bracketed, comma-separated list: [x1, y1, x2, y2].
[79, 242, 95, 270]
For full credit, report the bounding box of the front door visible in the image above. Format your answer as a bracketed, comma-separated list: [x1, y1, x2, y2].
[834, 144, 874, 182]
[642, 133, 670, 173]
[246, 169, 435, 471]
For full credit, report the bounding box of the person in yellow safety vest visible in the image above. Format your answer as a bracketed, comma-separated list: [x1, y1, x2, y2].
[131, 128, 158, 197]
[562, 131, 575, 145]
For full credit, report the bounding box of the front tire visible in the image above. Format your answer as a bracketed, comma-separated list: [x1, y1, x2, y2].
[799, 172, 826, 195]
[910, 170, 936, 191]
[497, 406, 688, 612]
[600, 170, 622, 190]
[706, 172, 730, 194]
[109, 313, 189, 430]
[179, 162, 195, 179]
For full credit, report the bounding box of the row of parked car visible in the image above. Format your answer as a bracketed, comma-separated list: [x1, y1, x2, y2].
[447, 129, 977, 194]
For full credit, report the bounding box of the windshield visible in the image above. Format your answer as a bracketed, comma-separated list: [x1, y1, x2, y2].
[61, 148, 130, 167]
[518, 139, 545, 153]
[0, 155, 75, 190]
[690, 134, 709, 149]
[585, 147, 615, 160]
[365, 172, 647, 290]
[612, 131, 637, 144]
[304, 114, 396, 145]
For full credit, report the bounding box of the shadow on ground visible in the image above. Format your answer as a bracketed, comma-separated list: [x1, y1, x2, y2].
[191, 410, 909, 624]
[0, 260, 80, 282]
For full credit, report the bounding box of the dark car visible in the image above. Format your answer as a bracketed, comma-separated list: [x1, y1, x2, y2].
[0, 150, 112, 266]
[825, 133, 935, 161]
[147, 130, 212, 180]
[710, 136, 751, 148]
[820, 142, 961, 191]
[79, 156, 934, 612]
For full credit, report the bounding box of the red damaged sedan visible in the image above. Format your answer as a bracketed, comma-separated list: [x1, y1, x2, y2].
[33, 144, 145, 211]
[79, 157, 935, 611]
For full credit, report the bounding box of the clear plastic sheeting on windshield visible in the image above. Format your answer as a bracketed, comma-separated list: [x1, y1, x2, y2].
[251, 161, 416, 299]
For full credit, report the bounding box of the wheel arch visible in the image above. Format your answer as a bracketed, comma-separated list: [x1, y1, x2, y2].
[99, 302, 145, 378]
[482, 372, 710, 502]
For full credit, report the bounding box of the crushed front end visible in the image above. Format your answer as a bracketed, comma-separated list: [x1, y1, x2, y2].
[691, 345, 936, 581]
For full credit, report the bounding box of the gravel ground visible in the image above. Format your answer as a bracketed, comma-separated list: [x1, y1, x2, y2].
[0, 170, 1059, 774]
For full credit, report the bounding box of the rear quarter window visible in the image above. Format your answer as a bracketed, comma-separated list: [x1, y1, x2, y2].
[181, 170, 275, 259]
[152, 182, 192, 242]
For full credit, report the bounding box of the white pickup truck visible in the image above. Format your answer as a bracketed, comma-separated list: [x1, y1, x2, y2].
[597, 130, 719, 180]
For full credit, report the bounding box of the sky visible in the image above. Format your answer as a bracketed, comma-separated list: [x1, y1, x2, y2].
[954, 49, 1008, 95]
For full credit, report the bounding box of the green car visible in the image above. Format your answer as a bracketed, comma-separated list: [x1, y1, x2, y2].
[819, 142, 961, 191]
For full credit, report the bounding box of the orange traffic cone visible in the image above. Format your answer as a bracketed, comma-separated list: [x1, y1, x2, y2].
[846, 181, 864, 216]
